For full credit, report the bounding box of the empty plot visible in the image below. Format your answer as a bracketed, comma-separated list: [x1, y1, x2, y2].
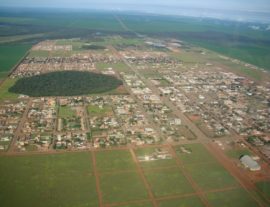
[118, 202, 153, 207]
[135, 147, 176, 169]
[174, 144, 216, 164]
[158, 196, 205, 207]
[100, 171, 148, 204]
[0, 152, 98, 207]
[256, 181, 270, 199]
[144, 168, 194, 197]
[95, 150, 136, 172]
[185, 162, 239, 191]
[206, 188, 260, 207]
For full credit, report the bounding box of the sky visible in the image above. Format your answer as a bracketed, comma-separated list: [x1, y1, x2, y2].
[1, 0, 270, 13]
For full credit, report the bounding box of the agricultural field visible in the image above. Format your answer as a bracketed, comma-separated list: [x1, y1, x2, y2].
[0, 78, 19, 101]
[0, 146, 267, 207]
[256, 181, 270, 199]
[0, 152, 99, 207]
[0, 44, 31, 79]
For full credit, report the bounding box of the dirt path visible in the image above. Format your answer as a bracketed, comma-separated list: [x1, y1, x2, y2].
[129, 149, 158, 207]
[91, 151, 104, 207]
[169, 145, 212, 207]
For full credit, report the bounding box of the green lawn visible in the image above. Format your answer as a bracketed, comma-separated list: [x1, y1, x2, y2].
[226, 148, 252, 159]
[185, 162, 239, 191]
[58, 106, 75, 118]
[95, 150, 136, 172]
[0, 152, 98, 207]
[206, 188, 260, 207]
[118, 202, 153, 207]
[100, 171, 148, 204]
[135, 147, 176, 169]
[95, 62, 129, 72]
[256, 181, 270, 199]
[158, 196, 205, 207]
[87, 104, 112, 117]
[28, 50, 50, 57]
[0, 78, 19, 101]
[174, 144, 216, 165]
[144, 168, 194, 197]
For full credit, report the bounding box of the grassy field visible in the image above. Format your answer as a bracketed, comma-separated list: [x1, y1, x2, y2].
[0, 152, 99, 207]
[100, 171, 148, 204]
[0, 44, 31, 78]
[95, 150, 136, 172]
[87, 104, 113, 117]
[174, 144, 216, 165]
[206, 188, 260, 207]
[144, 167, 194, 197]
[58, 106, 75, 118]
[226, 148, 252, 159]
[96, 62, 129, 73]
[185, 162, 239, 190]
[0, 78, 19, 101]
[256, 181, 270, 199]
[119, 203, 153, 207]
[158, 196, 205, 207]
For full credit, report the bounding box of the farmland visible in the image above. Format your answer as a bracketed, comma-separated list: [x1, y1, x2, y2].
[0, 145, 266, 207]
[0, 152, 98, 207]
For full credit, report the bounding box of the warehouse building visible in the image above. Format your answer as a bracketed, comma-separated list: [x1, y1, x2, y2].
[240, 155, 261, 171]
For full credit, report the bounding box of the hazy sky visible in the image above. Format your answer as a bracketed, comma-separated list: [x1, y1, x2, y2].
[1, 0, 270, 12]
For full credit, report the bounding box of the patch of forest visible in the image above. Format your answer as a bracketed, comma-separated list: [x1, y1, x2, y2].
[9, 71, 123, 97]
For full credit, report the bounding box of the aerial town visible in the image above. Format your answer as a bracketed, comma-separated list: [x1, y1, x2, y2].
[1, 37, 269, 159]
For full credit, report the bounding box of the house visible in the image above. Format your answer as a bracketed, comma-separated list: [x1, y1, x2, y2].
[240, 155, 261, 171]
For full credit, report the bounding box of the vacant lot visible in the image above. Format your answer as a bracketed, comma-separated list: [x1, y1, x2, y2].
[0, 152, 98, 207]
[95, 150, 136, 172]
[174, 144, 216, 165]
[144, 167, 194, 197]
[0, 78, 19, 101]
[100, 171, 148, 204]
[256, 181, 270, 199]
[158, 196, 205, 207]
[87, 104, 113, 117]
[206, 188, 260, 207]
[58, 106, 75, 118]
[185, 162, 239, 190]
[135, 147, 176, 169]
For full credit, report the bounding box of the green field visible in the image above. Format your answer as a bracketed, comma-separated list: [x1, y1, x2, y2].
[144, 167, 194, 197]
[0, 152, 99, 207]
[119, 203, 153, 207]
[58, 106, 75, 118]
[158, 196, 205, 207]
[0, 44, 31, 79]
[226, 148, 252, 159]
[185, 162, 239, 190]
[100, 171, 148, 204]
[87, 104, 113, 117]
[95, 150, 136, 172]
[96, 62, 129, 72]
[256, 181, 270, 199]
[0, 78, 19, 101]
[206, 188, 260, 207]
[174, 144, 216, 164]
